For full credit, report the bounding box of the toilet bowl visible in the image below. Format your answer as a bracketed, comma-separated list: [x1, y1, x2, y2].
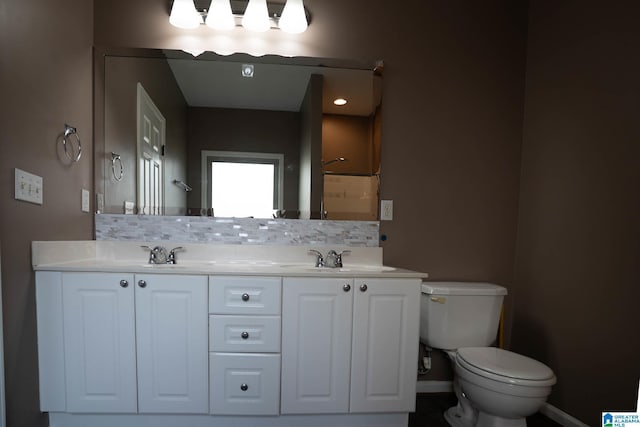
[450, 347, 556, 427]
[420, 282, 556, 427]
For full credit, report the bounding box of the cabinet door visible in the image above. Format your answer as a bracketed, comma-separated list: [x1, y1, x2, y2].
[281, 277, 353, 414]
[135, 274, 208, 414]
[62, 273, 137, 413]
[350, 278, 421, 413]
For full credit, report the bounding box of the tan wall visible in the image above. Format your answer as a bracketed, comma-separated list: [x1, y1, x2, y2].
[514, 1, 640, 424]
[322, 114, 373, 175]
[0, 0, 94, 425]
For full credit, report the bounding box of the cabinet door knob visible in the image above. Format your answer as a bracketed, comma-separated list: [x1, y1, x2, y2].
[241, 331, 249, 339]
[138, 280, 147, 288]
[120, 280, 129, 288]
[359, 283, 368, 292]
[343, 284, 351, 292]
[241, 293, 250, 301]
[240, 383, 249, 391]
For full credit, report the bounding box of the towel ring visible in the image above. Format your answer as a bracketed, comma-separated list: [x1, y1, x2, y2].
[111, 152, 124, 181]
[62, 124, 82, 162]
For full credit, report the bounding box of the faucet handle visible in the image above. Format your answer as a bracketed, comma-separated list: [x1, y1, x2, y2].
[336, 250, 351, 268]
[141, 245, 157, 264]
[167, 247, 185, 264]
[308, 249, 324, 267]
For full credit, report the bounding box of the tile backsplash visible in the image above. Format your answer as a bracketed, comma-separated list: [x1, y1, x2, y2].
[95, 215, 380, 247]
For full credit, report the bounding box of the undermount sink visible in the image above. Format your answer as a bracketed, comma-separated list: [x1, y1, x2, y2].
[139, 263, 189, 269]
[279, 264, 396, 273]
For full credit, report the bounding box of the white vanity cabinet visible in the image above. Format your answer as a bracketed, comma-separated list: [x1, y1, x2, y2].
[281, 277, 421, 414]
[208, 276, 282, 415]
[37, 272, 208, 414]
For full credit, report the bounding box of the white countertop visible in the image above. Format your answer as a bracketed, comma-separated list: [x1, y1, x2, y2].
[32, 241, 428, 279]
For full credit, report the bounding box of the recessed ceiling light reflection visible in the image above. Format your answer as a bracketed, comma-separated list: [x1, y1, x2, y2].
[333, 98, 347, 106]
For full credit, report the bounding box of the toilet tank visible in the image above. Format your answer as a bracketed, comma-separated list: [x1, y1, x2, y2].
[420, 282, 507, 350]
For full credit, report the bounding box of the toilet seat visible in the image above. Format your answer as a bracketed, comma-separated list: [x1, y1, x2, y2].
[456, 347, 556, 387]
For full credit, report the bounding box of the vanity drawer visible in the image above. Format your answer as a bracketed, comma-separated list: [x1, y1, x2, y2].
[210, 353, 281, 415]
[209, 315, 281, 352]
[209, 276, 281, 315]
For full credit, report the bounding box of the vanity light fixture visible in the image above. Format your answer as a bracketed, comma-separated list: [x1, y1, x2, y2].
[333, 98, 348, 106]
[169, 0, 311, 33]
[242, 0, 270, 32]
[206, 0, 235, 30]
[278, 0, 307, 33]
[170, 0, 203, 29]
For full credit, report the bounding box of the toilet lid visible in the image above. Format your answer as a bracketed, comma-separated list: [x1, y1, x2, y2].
[457, 347, 556, 385]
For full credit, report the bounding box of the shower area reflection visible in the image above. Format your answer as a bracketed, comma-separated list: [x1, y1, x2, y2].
[321, 104, 381, 221]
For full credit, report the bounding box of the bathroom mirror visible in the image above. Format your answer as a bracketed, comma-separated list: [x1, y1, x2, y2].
[94, 48, 382, 220]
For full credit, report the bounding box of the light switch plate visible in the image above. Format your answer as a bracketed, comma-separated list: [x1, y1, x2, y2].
[15, 168, 43, 205]
[82, 189, 90, 213]
[381, 200, 393, 221]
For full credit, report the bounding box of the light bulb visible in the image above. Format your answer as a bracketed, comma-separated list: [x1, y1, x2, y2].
[279, 0, 308, 34]
[242, 0, 270, 32]
[169, 0, 202, 29]
[206, 0, 235, 31]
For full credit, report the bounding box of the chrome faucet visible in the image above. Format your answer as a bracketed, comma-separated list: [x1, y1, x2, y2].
[142, 246, 184, 264]
[308, 249, 351, 268]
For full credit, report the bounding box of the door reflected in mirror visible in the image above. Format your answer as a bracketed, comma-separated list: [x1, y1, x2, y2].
[96, 49, 382, 220]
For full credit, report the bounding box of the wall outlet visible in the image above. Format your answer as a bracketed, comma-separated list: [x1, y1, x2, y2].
[15, 168, 43, 205]
[82, 189, 90, 213]
[381, 199, 393, 221]
[124, 201, 135, 215]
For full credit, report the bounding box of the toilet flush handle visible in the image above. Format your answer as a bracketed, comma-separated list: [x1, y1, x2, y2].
[430, 296, 446, 304]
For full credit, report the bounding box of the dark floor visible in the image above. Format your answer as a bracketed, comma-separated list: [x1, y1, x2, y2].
[409, 394, 562, 427]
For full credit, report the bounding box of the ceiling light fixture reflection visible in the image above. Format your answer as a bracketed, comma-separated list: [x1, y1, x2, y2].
[334, 98, 348, 106]
[206, 0, 235, 31]
[242, 0, 271, 32]
[169, 0, 202, 29]
[279, 0, 308, 34]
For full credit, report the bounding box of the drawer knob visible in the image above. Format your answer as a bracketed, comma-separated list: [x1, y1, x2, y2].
[120, 280, 129, 288]
[241, 293, 250, 302]
[241, 331, 249, 339]
[343, 284, 351, 292]
[240, 383, 249, 391]
[359, 283, 368, 292]
[138, 280, 147, 288]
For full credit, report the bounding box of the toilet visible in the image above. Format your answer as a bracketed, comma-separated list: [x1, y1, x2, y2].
[420, 282, 556, 427]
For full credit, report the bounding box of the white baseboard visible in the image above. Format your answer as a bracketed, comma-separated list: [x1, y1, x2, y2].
[416, 380, 453, 394]
[540, 402, 589, 427]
